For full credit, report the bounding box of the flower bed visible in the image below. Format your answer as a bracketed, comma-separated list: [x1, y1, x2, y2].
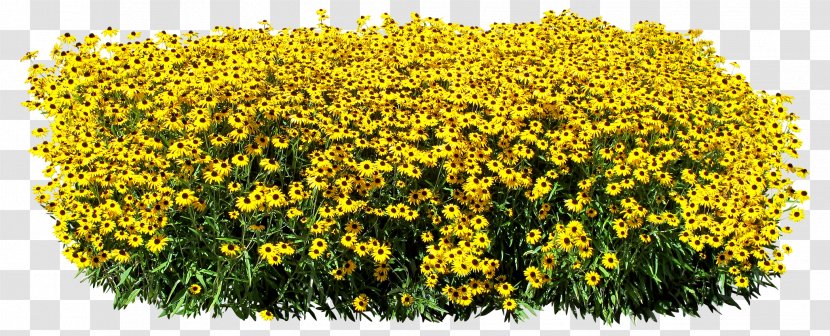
[22, 9, 808, 324]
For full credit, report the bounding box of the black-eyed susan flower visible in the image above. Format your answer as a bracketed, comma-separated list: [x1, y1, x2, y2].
[353, 293, 369, 312]
[235, 196, 257, 212]
[734, 275, 749, 288]
[601, 252, 619, 270]
[259, 309, 274, 321]
[503, 298, 518, 311]
[220, 243, 240, 257]
[585, 271, 601, 287]
[372, 245, 391, 263]
[146, 235, 169, 254]
[789, 208, 805, 222]
[541, 254, 556, 270]
[421, 231, 434, 243]
[401, 293, 414, 306]
[526, 229, 542, 245]
[258, 243, 277, 260]
[496, 282, 514, 297]
[188, 284, 202, 295]
[309, 238, 327, 259]
[175, 189, 197, 207]
[330, 268, 346, 280]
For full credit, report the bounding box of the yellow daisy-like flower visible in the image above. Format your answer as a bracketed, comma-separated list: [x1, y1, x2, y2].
[601, 252, 619, 269]
[260, 158, 281, 173]
[442, 204, 461, 220]
[353, 293, 369, 312]
[127, 234, 143, 248]
[330, 268, 347, 280]
[421, 231, 434, 243]
[308, 238, 328, 259]
[220, 243, 240, 257]
[340, 232, 357, 247]
[585, 271, 602, 286]
[557, 234, 575, 252]
[266, 255, 283, 266]
[495, 282, 514, 297]
[526, 229, 542, 244]
[235, 196, 257, 212]
[788, 208, 805, 222]
[523, 266, 541, 283]
[188, 284, 202, 295]
[401, 293, 414, 306]
[125, 31, 140, 40]
[541, 253, 556, 270]
[373, 244, 392, 263]
[259, 309, 275, 321]
[175, 189, 197, 207]
[112, 249, 130, 263]
[145, 235, 169, 254]
[734, 275, 749, 288]
[258, 243, 278, 260]
[232, 154, 249, 167]
[503, 298, 518, 310]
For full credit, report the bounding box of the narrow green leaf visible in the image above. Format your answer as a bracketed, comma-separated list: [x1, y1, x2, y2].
[126, 288, 141, 305]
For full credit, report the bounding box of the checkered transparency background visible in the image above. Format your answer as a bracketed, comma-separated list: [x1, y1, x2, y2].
[0, 0, 828, 335]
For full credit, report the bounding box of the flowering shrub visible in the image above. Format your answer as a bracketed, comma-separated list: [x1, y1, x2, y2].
[21, 9, 808, 324]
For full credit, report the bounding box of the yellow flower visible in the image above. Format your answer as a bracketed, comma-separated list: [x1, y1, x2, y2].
[585, 271, 601, 286]
[734, 275, 749, 288]
[260, 158, 281, 173]
[557, 234, 575, 252]
[259, 309, 275, 321]
[330, 268, 346, 280]
[526, 229, 542, 244]
[175, 189, 197, 207]
[496, 282, 514, 297]
[401, 293, 414, 306]
[127, 234, 143, 248]
[601, 252, 619, 269]
[541, 254, 556, 270]
[188, 284, 202, 295]
[258, 243, 277, 260]
[145, 235, 169, 254]
[20, 50, 39, 62]
[235, 196, 257, 212]
[373, 244, 392, 263]
[503, 298, 517, 311]
[126, 31, 141, 40]
[523, 266, 541, 283]
[309, 238, 328, 259]
[353, 293, 369, 312]
[789, 208, 805, 222]
[220, 244, 240, 257]
[442, 204, 461, 220]
[421, 231, 434, 243]
[232, 154, 249, 167]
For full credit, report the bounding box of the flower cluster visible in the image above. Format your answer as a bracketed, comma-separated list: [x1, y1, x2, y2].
[23, 8, 807, 323]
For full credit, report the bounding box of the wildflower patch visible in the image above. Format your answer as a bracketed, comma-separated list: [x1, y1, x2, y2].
[21, 9, 807, 324]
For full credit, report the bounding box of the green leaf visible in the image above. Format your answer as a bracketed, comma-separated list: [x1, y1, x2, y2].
[172, 291, 187, 315]
[151, 253, 174, 273]
[243, 251, 253, 285]
[425, 300, 448, 314]
[166, 279, 182, 304]
[125, 288, 141, 305]
[195, 273, 206, 287]
[118, 266, 133, 286]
